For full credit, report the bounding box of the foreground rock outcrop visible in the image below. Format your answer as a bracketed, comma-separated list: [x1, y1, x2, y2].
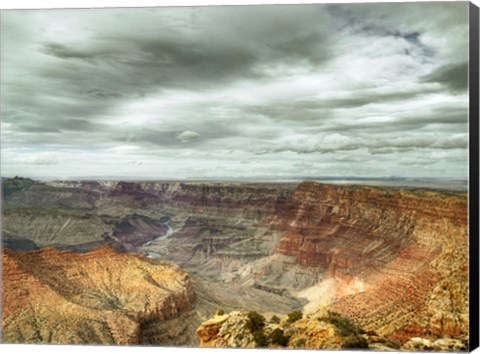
[2, 245, 194, 344]
[196, 310, 467, 351]
[196, 312, 257, 348]
[196, 310, 405, 350]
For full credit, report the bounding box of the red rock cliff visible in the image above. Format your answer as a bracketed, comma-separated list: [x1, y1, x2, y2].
[272, 182, 468, 341]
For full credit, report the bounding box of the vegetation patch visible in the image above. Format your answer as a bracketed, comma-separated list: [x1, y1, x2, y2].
[295, 338, 306, 347]
[269, 315, 280, 324]
[318, 311, 368, 349]
[253, 330, 268, 347]
[246, 311, 290, 348]
[286, 310, 303, 324]
[269, 328, 289, 346]
[246, 311, 265, 333]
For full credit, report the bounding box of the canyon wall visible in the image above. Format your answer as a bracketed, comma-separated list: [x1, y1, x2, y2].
[2, 178, 292, 252]
[2, 245, 194, 344]
[271, 182, 468, 342]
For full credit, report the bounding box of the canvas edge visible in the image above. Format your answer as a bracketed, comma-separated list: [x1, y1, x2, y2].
[469, 1, 480, 352]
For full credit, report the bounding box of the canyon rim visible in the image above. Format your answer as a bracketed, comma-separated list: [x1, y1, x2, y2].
[0, 1, 477, 352]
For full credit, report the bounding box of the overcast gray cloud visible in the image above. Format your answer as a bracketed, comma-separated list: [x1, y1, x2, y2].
[0, 2, 470, 179]
[421, 62, 469, 92]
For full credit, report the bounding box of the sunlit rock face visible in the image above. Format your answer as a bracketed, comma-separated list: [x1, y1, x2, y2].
[2, 245, 194, 345]
[271, 182, 468, 342]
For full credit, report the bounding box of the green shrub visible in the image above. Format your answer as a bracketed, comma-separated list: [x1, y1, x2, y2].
[342, 335, 368, 349]
[317, 311, 368, 349]
[269, 328, 289, 346]
[216, 309, 224, 316]
[246, 311, 266, 333]
[270, 315, 281, 324]
[295, 338, 306, 347]
[253, 330, 268, 347]
[318, 311, 358, 336]
[287, 310, 303, 323]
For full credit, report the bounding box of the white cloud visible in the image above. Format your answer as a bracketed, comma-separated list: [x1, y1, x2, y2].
[176, 131, 200, 143]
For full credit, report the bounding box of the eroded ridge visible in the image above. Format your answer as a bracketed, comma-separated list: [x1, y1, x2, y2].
[2, 245, 194, 344]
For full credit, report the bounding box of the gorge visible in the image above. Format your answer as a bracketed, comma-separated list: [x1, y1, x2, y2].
[1, 177, 469, 349]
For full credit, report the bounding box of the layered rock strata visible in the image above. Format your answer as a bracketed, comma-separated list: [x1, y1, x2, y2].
[272, 182, 468, 342]
[2, 178, 293, 257]
[2, 245, 194, 344]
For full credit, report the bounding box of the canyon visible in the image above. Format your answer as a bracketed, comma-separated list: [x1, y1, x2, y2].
[1, 177, 469, 349]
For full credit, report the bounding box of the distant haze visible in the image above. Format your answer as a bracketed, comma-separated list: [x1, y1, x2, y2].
[1, 3, 469, 180]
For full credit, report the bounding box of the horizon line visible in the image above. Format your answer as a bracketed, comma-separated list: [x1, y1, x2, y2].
[1, 175, 469, 182]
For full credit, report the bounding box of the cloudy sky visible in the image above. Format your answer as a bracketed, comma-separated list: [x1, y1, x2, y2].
[0, 2, 470, 180]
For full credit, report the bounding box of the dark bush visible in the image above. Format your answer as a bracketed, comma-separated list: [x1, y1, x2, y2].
[317, 311, 369, 349]
[295, 338, 306, 347]
[269, 328, 289, 346]
[216, 309, 224, 316]
[253, 330, 268, 347]
[270, 315, 281, 324]
[342, 334, 368, 349]
[246, 311, 266, 333]
[318, 311, 358, 336]
[287, 310, 303, 323]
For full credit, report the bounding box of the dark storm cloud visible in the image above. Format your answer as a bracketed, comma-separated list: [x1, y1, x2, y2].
[420, 62, 468, 92]
[1, 5, 336, 147]
[41, 43, 99, 60]
[56, 118, 101, 132]
[318, 91, 427, 109]
[315, 105, 467, 135]
[34, 5, 335, 98]
[40, 36, 260, 88]
[13, 116, 103, 134]
[15, 124, 61, 133]
[135, 37, 257, 77]
[248, 87, 441, 122]
[357, 25, 435, 57]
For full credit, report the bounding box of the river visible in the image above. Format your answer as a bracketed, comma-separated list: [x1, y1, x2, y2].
[143, 222, 174, 259]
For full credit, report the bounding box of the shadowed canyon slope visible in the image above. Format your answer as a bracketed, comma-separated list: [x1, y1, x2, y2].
[1, 177, 469, 348]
